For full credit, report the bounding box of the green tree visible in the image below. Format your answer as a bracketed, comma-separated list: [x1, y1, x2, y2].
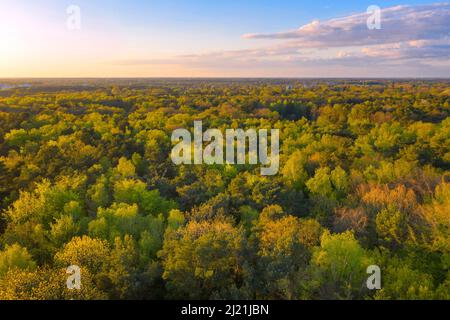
[305, 231, 371, 299]
[0, 244, 36, 278]
[160, 219, 245, 299]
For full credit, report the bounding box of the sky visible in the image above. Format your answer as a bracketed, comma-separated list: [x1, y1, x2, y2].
[1, 0, 449, 78]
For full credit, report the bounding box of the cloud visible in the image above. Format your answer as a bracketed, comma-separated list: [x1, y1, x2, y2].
[242, 3, 450, 48]
[360, 41, 450, 60]
[112, 3, 450, 77]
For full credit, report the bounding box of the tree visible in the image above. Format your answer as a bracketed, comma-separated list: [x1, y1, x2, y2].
[160, 219, 245, 299]
[305, 231, 371, 299]
[376, 205, 408, 247]
[282, 151, 308, 190]
[0, 244, 36, 278]
[87, 174, 111, 211]
[374, 264, 435, 300]
[306, 166, 349, 200]
[306, 167, 334, 199]
[0, 267, 107, 300]
[0, 80, 448, 300]
[113, 179, 176, 216]
[54, 236, 110, 274]
[115, 157, 136, 178]
[106, 235, 140, 299]
[251, 206, 319, 299]
[50, 214, 80, 248]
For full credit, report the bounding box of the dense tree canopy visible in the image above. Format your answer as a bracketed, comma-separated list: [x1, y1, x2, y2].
[0, 79, 448, 300]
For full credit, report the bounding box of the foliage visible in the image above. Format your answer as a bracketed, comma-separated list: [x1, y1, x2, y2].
[0, 79, 448, 300]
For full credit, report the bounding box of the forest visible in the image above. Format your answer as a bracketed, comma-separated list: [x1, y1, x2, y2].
[0, 78, 448, 300]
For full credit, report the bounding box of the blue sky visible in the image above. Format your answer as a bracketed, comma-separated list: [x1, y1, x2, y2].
[1, 0, 449, 77]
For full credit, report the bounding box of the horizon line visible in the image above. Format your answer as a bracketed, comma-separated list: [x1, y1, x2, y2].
[2, 76, 450, 80]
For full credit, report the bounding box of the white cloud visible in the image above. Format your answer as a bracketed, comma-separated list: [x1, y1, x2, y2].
[114, 3, 450, 77]
[242, 3, 450, 48]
